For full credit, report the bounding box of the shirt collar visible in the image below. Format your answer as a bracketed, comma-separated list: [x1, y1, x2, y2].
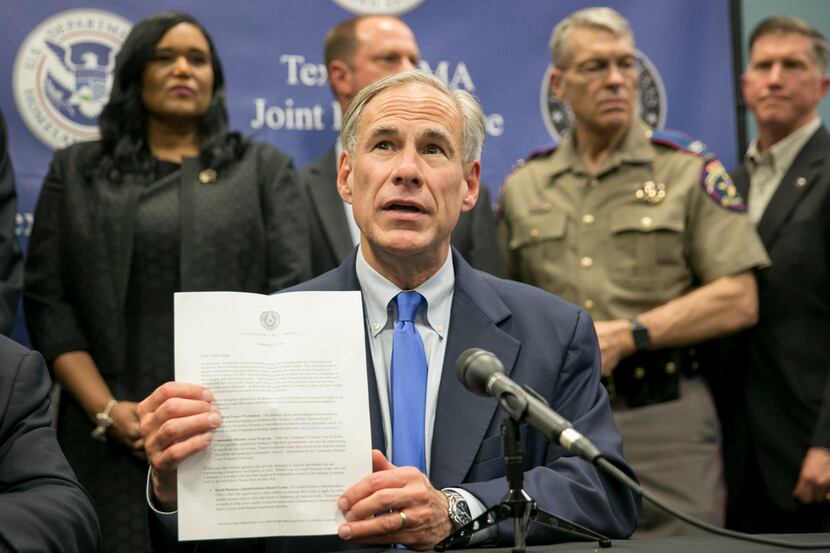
[745, 117, 821, 172]
[355, 246, 455, 340]
[543, 118, 654, 179]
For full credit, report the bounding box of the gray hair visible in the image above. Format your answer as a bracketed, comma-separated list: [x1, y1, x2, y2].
[340, 70, 485, 164]
[549, 7, 633, 68]
[749, 16, 829, 70]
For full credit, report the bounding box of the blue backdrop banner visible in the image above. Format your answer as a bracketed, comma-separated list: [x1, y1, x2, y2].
[0, 0, 738, 339]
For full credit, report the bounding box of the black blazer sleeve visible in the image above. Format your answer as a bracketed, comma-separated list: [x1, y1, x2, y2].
[0, 112, 22, 335]
[0, 337, 99, 552]
[255, 143, 312, 292]
[24, 147, 90, 363]
[810, 151, 830, 449]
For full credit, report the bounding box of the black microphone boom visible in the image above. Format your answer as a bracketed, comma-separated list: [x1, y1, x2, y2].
[455, 348, 601, 462]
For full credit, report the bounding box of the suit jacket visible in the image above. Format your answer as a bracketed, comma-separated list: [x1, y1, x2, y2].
[0, 335, 99, 552]
[151, 249, 640, 552]
[728, 126, 830, 511]
[301, 147, 504, 277]
[24, 139, 311, 376]
[0, 112, 23, 335]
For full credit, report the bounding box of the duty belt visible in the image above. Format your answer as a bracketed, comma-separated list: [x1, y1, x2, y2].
[603, 346, 702, 408]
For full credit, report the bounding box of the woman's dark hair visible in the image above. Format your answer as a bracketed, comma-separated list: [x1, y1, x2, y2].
[96, 12, 243, 179]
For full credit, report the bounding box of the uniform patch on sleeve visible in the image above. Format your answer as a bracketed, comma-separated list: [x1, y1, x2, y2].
[701, 159, 746, 211]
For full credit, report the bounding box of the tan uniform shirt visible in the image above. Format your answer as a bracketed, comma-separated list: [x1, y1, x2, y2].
[500, 119, 769, 321]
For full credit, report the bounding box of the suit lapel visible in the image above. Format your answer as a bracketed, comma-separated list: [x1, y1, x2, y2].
[430, 253, 520, 489]
[332, 251, 386, 452]
[757, 127, 830, 247]
[732, 165, 750, 204]
[96, 171, 142, 309]
[179, 158, 199, 290]
[306, 148, 354, 260]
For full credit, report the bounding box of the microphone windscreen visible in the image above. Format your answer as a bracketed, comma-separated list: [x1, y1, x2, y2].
[455, 348, 504, 396]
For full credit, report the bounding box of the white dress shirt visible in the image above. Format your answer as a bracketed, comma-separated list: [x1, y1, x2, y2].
[355, 244, 453, 472]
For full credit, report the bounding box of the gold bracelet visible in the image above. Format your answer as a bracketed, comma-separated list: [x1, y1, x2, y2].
[91, 399, 118, 442]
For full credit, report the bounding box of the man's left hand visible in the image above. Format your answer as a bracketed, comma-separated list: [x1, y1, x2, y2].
[594, 319, 636, 376]
[337, 450, 453, 550]
[793, 447, 830, 504]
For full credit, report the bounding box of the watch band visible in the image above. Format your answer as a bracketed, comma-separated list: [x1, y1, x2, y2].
[91, 399, 117, 442]
[629, 318, 651, 352]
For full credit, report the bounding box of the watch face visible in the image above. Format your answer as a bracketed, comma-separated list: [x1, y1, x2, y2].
[446, 492, 472, 527]
[456, 506, 472, 526]
[630, 318, 651, 351]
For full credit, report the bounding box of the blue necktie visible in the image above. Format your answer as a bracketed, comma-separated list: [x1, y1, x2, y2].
[391, 291, 428, 473]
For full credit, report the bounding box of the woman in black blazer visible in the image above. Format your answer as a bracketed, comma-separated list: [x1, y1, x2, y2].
[24, 12, 310, 552]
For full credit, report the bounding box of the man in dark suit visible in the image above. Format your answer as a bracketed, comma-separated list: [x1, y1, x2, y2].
[0, 335, 99, 552]
[302, 15, 503, 278]
[138, 71, 639, 551]
[725, 16, 830, 533]
[0, 111, 23, 335]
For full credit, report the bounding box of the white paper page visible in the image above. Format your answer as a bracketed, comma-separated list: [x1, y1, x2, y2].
[174, 290, 371, 541]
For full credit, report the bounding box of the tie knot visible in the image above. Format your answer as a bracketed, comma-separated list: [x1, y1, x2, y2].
[395, 291, 423, 323]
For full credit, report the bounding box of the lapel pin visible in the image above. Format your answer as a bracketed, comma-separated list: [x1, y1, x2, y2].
[795, 177, 806, 189]
[198, 169, 217, 184]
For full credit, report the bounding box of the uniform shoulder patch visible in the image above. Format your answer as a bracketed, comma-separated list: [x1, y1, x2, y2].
[650, 128, 710, 157]
[701, 158, 746, 212]
[651, 129, 746, 211]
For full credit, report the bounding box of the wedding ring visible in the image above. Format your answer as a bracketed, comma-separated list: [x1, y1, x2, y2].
[399, 510, 409, 529]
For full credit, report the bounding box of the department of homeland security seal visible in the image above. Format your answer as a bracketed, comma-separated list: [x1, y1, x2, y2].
[13, 9, 131, 150]
[332, 0, 424, 15]
[539, 49, 667, 141]
[260, 311, 281, 331]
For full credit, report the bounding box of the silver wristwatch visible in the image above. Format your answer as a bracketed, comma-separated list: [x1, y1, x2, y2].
[441, 489, 473, 530]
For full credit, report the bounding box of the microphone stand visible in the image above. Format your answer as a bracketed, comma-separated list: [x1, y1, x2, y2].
[435, 418, 612, 552]
[452, 349, 830, 551]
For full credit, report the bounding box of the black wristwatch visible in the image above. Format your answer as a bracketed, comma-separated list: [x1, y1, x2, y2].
[629, 317, 651, 352]
[441, 489, 473, 531]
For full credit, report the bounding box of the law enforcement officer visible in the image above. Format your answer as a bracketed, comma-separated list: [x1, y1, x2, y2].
[499, 7, 769, 537]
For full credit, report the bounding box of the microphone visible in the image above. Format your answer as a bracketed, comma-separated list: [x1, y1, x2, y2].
[456, 348, 601, 462]
[456, 349, 830, 550]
